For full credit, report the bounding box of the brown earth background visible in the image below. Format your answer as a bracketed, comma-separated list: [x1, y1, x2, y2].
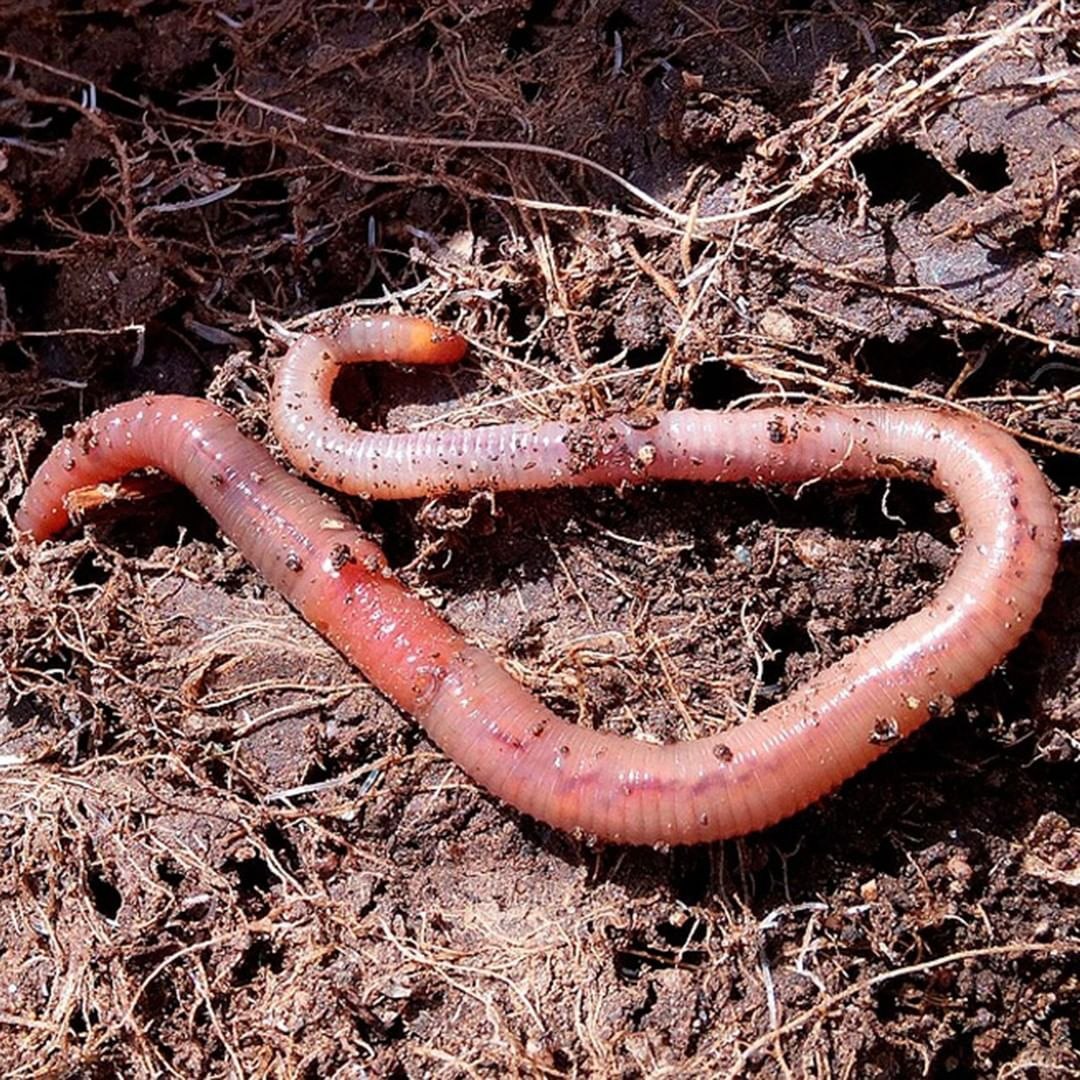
[0, 1, 1078, 1076]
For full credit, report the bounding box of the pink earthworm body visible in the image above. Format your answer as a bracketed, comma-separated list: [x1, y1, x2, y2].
[18, 316, 1060, 845]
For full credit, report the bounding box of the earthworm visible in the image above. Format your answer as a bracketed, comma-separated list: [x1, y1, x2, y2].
[18, 317, 1061, 845]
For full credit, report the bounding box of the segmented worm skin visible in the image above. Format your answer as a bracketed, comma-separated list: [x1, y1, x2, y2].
[18, 317, 1061, 845]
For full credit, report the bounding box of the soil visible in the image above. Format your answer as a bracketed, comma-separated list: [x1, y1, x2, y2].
[1, 2, 1078, 1077]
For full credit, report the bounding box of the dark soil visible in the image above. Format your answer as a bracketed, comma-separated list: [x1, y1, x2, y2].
[1, 2, 1078, 1076]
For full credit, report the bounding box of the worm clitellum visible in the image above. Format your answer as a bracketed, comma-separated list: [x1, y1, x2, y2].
[18, 316, 1061, 844]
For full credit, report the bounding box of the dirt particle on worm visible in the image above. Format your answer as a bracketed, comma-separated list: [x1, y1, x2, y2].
[329, 542, 354, 569]
[870, 716, 900, 744]
[564, 427, 602, 474]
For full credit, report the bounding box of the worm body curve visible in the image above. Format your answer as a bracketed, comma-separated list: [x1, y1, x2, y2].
[18, 316, 1061, 844]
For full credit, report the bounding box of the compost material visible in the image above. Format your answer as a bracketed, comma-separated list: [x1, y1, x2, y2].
[1, 2, 1077, 1076]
